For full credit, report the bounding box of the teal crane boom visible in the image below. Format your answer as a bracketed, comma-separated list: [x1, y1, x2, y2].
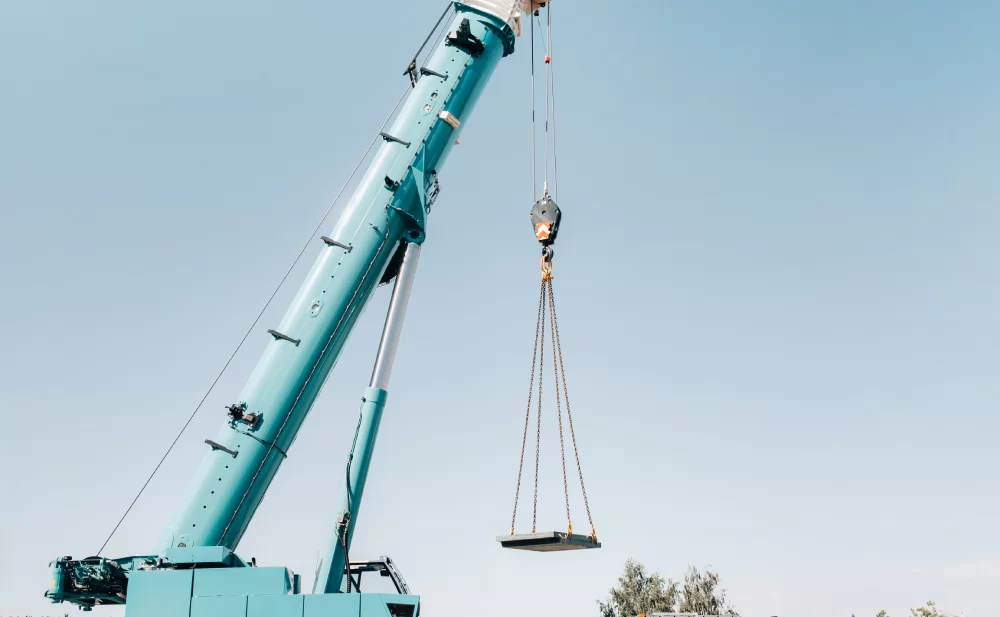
[45, 3, 533, 615]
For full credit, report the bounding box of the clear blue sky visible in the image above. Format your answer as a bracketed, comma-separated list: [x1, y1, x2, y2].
[1, 1, 998, 616]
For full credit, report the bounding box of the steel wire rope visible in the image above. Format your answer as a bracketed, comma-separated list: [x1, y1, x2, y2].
[542, 14, 550, 194]
[531, 13, 537, 201]
[95, 85, 412, 557]
[548, 4, 559, 201]
[533, 11, 558, 200]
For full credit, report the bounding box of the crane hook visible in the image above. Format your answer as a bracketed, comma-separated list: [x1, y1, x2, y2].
[540, 247, 554, 280]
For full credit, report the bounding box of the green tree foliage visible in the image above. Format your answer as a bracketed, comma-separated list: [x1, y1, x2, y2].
[598, 559, 678, 617]
[598, 560, 738, 617]
[852, 601, 956, 617]
[677, 566, 739, 616]
[910, 601, 956, 617]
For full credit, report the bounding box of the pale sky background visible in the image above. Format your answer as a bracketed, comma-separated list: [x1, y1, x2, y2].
[1, 1, 999, 616]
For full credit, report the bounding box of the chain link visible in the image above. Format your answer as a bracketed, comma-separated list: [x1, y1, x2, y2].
[548, 277, 572, 535]
[510, 280, 547, 535]
[532, 288, 546, 534]
[548, 279, 596, 539]
[509, 261, 597, 541]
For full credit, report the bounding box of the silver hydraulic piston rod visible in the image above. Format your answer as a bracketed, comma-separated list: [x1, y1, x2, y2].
[371, 242, 422, 390]
[314, 240, 422, 593]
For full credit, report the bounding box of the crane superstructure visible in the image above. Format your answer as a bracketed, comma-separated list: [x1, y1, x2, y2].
[45, 2, 543, 615]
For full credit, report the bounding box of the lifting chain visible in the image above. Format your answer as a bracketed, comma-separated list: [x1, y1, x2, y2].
[533, 288, 545, 534]
[510, 279, 545, 536]
[548, 276, 596, 541]
[508, 252, 597, 542]
[507, 0, 597, 546]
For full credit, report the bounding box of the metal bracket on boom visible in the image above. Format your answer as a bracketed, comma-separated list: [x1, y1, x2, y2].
[321, 236, 353, 252]
[446, 18, 485, 57]
[380, 132, 411, 148]
[205, 439, 238, 458]
[419, 67, 448, 80]
[267, 329, 301, 346]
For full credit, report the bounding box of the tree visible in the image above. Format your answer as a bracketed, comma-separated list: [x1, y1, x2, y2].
[910, 601, 956, 617]
[677, 566, 739, 616]
[598, 560, 739, 617]
[598, 559, 678, 617]
[852, 602, 956, 617]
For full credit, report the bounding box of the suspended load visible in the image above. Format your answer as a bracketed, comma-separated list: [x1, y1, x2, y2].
[497, 205, 600, 552]
[498, 0, 599, 552]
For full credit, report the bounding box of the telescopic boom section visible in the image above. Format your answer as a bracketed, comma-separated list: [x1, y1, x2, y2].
[155, 3, 519, 555]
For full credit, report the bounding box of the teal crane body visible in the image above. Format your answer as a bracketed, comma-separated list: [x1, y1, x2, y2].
[45, 4, 519, 614]
[158, 4, 508, 557]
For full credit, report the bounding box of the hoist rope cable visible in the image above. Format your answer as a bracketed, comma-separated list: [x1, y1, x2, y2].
[95, 85, 412, 557]
[530, 14, 537, 201]
[542, 13, 550, 194]
[548, 4, 559, 201]
[533, 7, 557, 200]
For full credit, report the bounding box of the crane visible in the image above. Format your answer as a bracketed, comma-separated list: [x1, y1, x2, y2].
[44, 2, 551, 615]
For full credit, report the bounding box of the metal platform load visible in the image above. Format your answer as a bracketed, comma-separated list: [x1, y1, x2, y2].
[497, 532, 602, 552]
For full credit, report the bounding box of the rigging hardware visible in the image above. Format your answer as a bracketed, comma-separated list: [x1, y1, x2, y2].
[501, 0, 598, 552]
[500, 233, 600, 552]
